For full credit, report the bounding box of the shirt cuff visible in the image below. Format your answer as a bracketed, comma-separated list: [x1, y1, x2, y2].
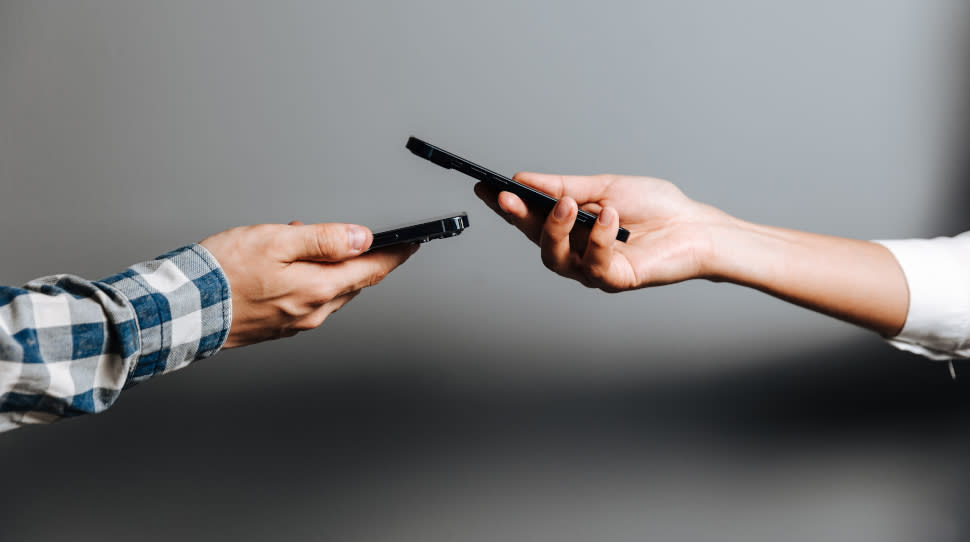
[875, 234, 970, 360]
[99, 244, 232, 385]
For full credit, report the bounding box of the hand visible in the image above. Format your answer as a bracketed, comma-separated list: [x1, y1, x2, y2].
[475, 173, 735, 292]
[200, 220, 418, 347]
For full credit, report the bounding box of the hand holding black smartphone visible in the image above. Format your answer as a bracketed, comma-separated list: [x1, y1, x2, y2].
[406, 136, 629, 243]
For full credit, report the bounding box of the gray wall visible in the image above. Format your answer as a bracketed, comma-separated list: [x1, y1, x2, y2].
[1, 1, 969, 541]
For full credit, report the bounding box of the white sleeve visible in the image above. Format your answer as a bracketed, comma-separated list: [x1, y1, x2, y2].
[875, 232, 970, 360]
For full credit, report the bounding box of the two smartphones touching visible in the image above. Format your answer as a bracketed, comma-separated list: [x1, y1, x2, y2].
[370, 136, 629, 250]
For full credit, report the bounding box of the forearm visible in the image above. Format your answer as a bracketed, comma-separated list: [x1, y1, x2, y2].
[706, 219, 909, 337]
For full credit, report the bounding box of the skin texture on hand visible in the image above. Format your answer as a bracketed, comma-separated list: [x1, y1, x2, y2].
[475, 172, 908, 337]
[200, 221, 418, 348]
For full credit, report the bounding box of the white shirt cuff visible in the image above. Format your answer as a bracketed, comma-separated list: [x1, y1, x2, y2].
[875, 232, 970, 360]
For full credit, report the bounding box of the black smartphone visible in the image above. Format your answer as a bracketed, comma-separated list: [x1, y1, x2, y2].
[368, 212, 470, 251]
[406, 136, 629, 243]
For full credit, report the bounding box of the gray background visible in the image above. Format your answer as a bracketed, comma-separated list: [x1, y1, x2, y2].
[1, 1, 969, 540]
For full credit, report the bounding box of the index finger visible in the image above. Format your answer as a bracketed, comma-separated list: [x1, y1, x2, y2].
[289, 243, 419, 299]
[512, 172, 614, 204]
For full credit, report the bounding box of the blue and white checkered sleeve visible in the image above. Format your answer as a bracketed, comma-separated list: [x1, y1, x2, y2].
[0, 244, 232, 432]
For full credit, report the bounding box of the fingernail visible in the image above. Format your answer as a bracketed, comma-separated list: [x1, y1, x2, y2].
[348, 226, 366, 251]
[598, 208, 614, 225]
[497, 192, 513, 213]
[554, 199, 569, 220]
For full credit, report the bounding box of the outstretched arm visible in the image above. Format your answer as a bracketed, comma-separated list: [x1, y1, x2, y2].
[0, 221, 417, 431]
[475, 173, 965, 352]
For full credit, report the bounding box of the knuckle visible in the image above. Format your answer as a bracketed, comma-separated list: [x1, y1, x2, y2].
[309, 311, 330, 328]
[353, 263, 391, 290]
[292, 320, 315, 331]
[310, 235, 334, 258]
[294, 312, 328, 331]
[309, 224, 343, 257]
[588, 233, 610, 249]
[543, 225, 567, 244]
[311, 283, 338, 304]
[366, 268, 389, 287]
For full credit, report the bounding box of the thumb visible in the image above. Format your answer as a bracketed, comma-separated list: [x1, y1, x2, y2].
[283, 223, 372, 262]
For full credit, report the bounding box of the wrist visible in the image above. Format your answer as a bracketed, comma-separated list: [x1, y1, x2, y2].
[683, 202, 754, 283]
[701, 218, 775, 285]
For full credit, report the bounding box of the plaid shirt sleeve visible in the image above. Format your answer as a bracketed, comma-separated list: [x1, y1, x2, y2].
[0, 244, 232, 432]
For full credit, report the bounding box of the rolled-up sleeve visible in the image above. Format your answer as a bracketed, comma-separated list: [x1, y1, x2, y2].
[875, 232, 970, 360]
[0, 244, 232, 432]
